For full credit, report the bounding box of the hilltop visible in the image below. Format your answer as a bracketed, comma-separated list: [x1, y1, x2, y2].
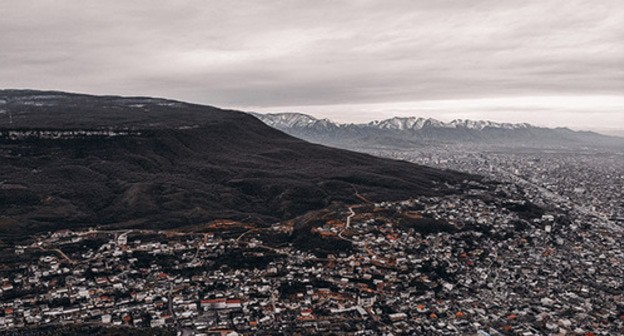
[0, 90, 471, 238]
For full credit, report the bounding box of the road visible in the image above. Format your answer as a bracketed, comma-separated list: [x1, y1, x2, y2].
[38, 246, 75, 264]
[496, 168, 622, 232]
[167, 282, 178, 327]
[338, 206, 357, 243]
[236, 228, 260, 242]
[346, 206, 356, 228]
[191, 233, 210, 263]
[116, 230, 131, 242]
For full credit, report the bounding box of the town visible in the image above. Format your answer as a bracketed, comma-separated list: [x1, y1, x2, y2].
[366, 146, 624, 228]
[1, 175, 622, 335]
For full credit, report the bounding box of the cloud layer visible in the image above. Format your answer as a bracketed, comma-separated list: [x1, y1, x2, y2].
[1, 0, 622, 129]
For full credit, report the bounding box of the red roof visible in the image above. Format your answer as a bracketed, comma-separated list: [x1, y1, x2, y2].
[202, 298, 226, 303]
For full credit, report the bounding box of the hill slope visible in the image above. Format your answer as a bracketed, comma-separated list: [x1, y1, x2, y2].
[0, 90, 470, 238]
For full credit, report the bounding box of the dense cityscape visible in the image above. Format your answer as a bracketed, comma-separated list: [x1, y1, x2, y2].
[368, 146, 624, 228]
[1, 149, 623, 335]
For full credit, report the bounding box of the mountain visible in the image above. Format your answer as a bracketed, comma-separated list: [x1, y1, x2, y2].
[251, 112, 624, 150]
[367, 116, 531, 131]
[0, 90, 471, 239]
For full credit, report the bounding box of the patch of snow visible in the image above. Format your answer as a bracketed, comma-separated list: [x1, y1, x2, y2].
[158, 102, 182, 107]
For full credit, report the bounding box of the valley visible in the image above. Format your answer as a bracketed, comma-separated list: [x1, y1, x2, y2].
[0, 91, 622, 335]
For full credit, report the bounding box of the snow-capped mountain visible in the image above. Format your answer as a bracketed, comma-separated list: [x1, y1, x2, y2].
[368, 117, 532, 131]
[448, 119, 531, 130]
[251, 112, 339, 130]
[250, 112, 623, 150]
[252, 113, 532, 132]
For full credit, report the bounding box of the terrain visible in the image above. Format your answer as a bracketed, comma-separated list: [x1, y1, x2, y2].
[3, 91, 623, 335]
[251, 112, 624, 150]
[0, 90, 471, 239]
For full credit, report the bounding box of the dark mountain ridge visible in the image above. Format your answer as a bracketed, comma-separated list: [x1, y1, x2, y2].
[0, 90, 471, 238]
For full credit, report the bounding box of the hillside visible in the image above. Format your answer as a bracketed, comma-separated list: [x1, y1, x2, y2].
[0, 90, 471, 239]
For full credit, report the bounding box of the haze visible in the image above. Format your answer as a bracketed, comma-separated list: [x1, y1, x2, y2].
[1, 0, 623, 132]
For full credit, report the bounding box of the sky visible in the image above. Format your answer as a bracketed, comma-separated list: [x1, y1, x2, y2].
[1, 0, 623, 132]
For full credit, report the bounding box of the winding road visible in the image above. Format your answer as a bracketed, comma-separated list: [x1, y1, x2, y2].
[338, 206, 357, 242]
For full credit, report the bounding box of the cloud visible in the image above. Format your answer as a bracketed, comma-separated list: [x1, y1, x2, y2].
[0, 0, 622, 128]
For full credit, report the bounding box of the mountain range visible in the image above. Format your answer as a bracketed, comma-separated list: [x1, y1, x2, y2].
[251, 112, 624, 150]
[0, 90, 472, 239]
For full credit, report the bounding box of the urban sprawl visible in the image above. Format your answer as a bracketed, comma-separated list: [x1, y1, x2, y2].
[1, 148, 623, 335]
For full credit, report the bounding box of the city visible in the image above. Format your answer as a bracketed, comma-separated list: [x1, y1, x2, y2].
[1, 0, 623, 335]
[1, 169, 622, 335]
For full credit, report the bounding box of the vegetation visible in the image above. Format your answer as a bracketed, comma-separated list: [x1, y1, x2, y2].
[0, 91, 472, 240]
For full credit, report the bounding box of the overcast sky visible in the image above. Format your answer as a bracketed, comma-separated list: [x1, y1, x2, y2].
[1, 1, 623, 131]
